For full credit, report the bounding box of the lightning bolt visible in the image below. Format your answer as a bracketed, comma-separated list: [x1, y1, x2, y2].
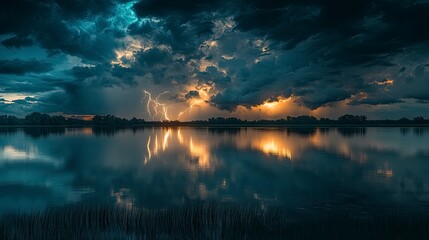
[143, 90, 207, 121]
[143, 90, 171, 121]
[177, 99, 204, 120]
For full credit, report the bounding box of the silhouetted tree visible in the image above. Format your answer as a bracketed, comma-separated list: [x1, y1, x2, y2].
[208, 117, 244, 124]
[319, 118, 334, 124]
[338, 115, 367, 123]
[24, 112, 51, 125]
[398, 117, 410, 123]
[0, 115, 8, 125]
[286, 115, 318, 124]
[129, 117, 145, 125]
[50, 115, 66, 125]
[6, 115, 19, 125]
[413, 116, 426, 123]
[92, 115, 134, 125]
[0, 112, 426, 126]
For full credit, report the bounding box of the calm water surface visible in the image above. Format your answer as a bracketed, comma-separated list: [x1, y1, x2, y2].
[1, 127, 429, 216]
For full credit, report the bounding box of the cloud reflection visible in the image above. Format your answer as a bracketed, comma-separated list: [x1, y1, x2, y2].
[0, 145, 61, 166]
[144, 128, 215, 170]
[1, 127, 429, 215]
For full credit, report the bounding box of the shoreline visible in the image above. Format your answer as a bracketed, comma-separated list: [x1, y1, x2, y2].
[1, 123, 429, 128]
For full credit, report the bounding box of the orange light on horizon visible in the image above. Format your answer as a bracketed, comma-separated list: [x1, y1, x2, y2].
[62, 114, 95, 121]
[82, 116, 94, 121]
[260, 96, 292, 110]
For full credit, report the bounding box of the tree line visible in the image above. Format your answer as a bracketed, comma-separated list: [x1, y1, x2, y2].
[204, 115, 428, 124]
[0, 112, 145, 126]
[0, 112, 428, 126]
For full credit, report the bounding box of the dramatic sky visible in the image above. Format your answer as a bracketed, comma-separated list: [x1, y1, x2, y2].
[1, 0, 429, 120]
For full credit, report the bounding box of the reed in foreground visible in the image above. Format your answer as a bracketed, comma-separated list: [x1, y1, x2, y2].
[0, 202, 428, 239]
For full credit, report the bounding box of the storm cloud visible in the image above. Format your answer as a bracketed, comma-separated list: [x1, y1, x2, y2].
[0, 0, 428, 118]
[0, 59, 53, 75]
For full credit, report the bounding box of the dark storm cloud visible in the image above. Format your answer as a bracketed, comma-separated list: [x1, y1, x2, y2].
[185, 90, 199, 99]
[236, 0, 429, 54]
[55, 0, 119, 19]
[113, 47, 195, 86]
[0, 59, 53, 75]
[128, 15, 216, 58]
[0, 0, 126, 62]
[0, 81, 56, 94]
[0, 94, 71, 115]
[1, 36, 33, 48]
[71, 64, 139, 87]
[399, 65, 429, 102]
[129, 0, 429, 111]
[132, 0, 227, 18]
[0, 0, 146, 115]
[1, 0, 428, 116]
[197, 66, 231, 88]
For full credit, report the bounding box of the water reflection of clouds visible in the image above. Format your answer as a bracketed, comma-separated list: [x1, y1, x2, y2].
[1, 127, 429, 214]
[0, 145, 62, 167]
[0, 162, 87, 213]
[138, 127, 429, 208]
[0, 133, 91, 213]
[143, 128, 311, 167]
[1, 145, 38, 160]
[309, 128, 429, 163]
[144, 127, 219, 170]
[236, 130, 297, 160]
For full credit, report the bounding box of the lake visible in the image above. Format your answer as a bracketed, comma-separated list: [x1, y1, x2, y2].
[1, 127, 429, 217]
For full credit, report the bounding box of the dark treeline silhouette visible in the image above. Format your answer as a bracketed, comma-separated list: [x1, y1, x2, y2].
[0, 112, 145, 126]
[204, 115, 427, 125]
[92, 115, 145, 125]
[0, 112, 429, 126]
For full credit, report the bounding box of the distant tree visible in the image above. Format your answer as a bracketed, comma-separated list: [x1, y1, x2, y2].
[129, 117, 145, 125]
[24, 112, 51, 125]
[7, 115, 19, 125]
[92, 115, 103, 124]
[92, 115, 131, 125]
[50, 115, 66, 125]
[319, 117, 334, 124]
[287, 115, 318, 124]
[398, 117, 410, 123]
[413, 116, 426, 123]
[338, 115, 367, 123]
[0, 112, 426, 126]
[275, 118, 288, 124]
[207, 117, 244, 124]
[226, 117, 242, 124]
[0, 115, 8, 125]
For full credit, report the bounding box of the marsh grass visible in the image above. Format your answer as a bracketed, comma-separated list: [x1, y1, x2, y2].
[0, 202, 428, 239]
